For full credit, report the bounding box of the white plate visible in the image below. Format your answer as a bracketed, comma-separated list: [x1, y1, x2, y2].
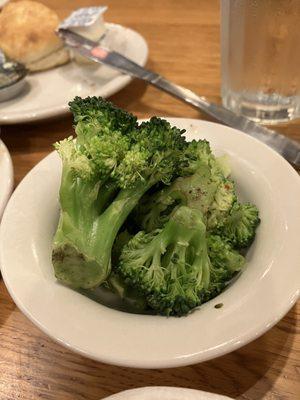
[0, 23, 148, 124]
[1, 119, 300, 368]
[0, 0, 9, 8]
[0, 140, 13, 219]
[103, 387, 233, 400]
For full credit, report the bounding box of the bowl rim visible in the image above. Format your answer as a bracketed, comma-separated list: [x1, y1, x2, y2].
[0, 139, 14, 219]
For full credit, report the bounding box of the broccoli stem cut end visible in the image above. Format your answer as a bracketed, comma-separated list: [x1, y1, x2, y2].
[53, 243, 106, 289]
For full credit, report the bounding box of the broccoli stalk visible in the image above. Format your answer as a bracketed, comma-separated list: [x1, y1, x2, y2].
[205, 234, 245, 298]
[52, 97, 187, 289]
[53, 177, 153, 288]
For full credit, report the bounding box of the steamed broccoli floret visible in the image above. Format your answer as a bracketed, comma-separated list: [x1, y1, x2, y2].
[205, 234, 245, 298]
[179, 139, 213, 175]
[214, 202, 260, 248]
[119, 206, 210, 316]
[69, 95, 137, 135]
[179, 140, 230, 177]
[119, 206, 245, 316]
[134, 141, 236, 232]
[52, 97, 187, 289]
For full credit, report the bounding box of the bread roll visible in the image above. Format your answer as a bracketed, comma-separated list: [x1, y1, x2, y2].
[0, 0, 70, 71]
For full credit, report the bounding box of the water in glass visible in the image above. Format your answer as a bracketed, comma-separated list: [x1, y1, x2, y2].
[221, 0, 300, 124]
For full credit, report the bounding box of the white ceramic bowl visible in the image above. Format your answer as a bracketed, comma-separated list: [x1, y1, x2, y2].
[0, 140, 13, 219]
[0, 0, 9, 8]
[1, 119, 300, 368]
[103, 387, 233, 400]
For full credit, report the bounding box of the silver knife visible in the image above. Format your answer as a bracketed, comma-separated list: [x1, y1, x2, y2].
[58, 28, 300, 169]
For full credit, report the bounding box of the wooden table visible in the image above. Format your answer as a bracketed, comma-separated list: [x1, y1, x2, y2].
[0, 1, 299, 399]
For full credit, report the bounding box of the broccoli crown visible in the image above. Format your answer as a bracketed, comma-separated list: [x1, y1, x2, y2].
[70, 101, 188, 189]
[133, 117, 186, 151]
[58, 100, 188, 190]
[69, 96, 137, 134]
[179, 139, 213, 175]
[53, 97, 189, 290]
[214, 202, 260, 248]
[207, 234, 244, 294]
[119, 206, 246, 316]
[119, 206, 212, 316]
[54, 136, 96, 181]
[134, 154, 236, 232]
[114, 117, 187, 188]
[208, 234, 245, 273]
[68, 97, 136, 182]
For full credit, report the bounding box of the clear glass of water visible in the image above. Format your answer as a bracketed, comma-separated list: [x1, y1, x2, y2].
[221, 0, 300, 124]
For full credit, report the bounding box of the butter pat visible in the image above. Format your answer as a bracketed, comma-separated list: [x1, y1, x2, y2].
[60, 6, 107, 64]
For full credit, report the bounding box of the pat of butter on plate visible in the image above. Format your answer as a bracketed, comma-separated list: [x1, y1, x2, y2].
[59, 6, 107, 64]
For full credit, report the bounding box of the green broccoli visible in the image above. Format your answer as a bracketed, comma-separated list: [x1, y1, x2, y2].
[134, 141, 236, 232]
[119, 206, 209, 315]
[119, 206, 244, 316]
[179, 139, 213, 175]
[214, 202, 260, 248]
[205, 234, 245, 298]
[206, 176, 236, 230]
[52, 97, 187, 289]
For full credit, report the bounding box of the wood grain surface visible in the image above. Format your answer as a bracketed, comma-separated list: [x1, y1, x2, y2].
[0, 1, 299, 399]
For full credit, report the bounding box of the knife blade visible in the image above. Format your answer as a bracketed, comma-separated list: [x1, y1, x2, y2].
[58, 28, 300, 169]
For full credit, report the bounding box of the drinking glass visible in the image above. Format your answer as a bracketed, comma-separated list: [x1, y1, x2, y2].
[221, 0, 300, 124]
